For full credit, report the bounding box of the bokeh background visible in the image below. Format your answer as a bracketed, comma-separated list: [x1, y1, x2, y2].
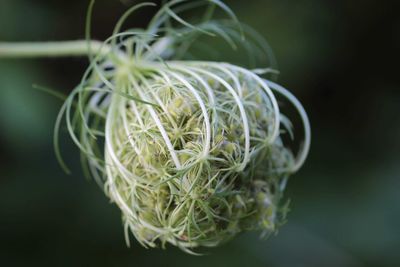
[1, 0, 399, 266]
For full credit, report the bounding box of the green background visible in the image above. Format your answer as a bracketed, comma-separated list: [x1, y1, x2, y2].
[0, 0, 399, 266]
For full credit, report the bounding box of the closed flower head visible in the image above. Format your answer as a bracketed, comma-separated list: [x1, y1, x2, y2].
[56, 0, 311, 253]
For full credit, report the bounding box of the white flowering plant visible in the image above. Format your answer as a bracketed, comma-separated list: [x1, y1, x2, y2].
[0, 0, 310, 254]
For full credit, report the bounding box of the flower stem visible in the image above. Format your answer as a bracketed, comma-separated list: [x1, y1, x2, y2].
[0, 40, 108, 58]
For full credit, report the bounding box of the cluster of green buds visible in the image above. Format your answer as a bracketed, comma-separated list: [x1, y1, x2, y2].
[56, 0, 310, 253]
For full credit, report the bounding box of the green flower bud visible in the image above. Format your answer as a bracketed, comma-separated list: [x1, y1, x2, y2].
[57, 0, 311, 254]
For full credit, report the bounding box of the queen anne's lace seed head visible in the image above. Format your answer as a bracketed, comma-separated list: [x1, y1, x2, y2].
[57, 0, 310, 253]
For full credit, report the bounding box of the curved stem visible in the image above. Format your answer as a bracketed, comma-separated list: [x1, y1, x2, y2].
[0, 40, 109, 58]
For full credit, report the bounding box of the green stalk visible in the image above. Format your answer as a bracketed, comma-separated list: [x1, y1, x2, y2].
[0, 40, 108, 58]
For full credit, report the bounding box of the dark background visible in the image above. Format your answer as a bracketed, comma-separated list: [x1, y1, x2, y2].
[0, 0, 399, 266]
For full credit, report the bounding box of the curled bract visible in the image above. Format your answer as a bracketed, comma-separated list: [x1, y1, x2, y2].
[56, 0, 310, 253]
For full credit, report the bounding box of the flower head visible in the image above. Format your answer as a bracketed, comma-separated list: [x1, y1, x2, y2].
[56, 0, 310, 253]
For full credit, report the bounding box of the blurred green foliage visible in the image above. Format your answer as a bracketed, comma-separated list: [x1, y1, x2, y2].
[0, 0, 399, 266]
